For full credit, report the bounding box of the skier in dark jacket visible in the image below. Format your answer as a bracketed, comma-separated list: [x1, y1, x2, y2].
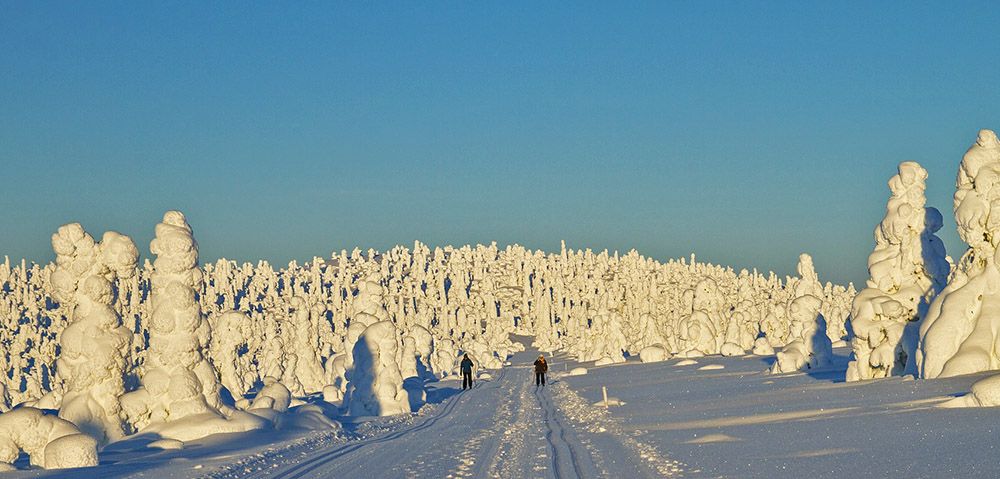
[533, 355, 548, 387]
[460, 354, 475, 390]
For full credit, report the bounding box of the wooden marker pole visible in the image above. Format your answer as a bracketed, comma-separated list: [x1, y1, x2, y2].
[602, 386, 609, 409]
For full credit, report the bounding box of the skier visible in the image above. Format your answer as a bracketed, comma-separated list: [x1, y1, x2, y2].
[460, 353, 475, 390]
[534, 355, 548, 387]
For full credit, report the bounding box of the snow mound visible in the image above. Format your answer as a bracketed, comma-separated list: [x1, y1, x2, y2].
[752, 337, 775, 356]
[674, 359, 698, 366]
[250, 377, 292, 413]
[43, 432, 99, 470]
[640, 345, 670, 363]
[942, 374, 1000, 408]
[567, 367, 588, 376]
[141, 411, 269, 443]
[720, 342, 745, 357]
[594, 397, 626, 407]
[0, 407, 98, 470]
[594, 356, 621, 366]
[698, 364, 725, 371]
[277, 405, 341, 430]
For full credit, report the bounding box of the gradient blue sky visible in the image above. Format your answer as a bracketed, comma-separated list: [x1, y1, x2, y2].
[2, 2, 999, 286]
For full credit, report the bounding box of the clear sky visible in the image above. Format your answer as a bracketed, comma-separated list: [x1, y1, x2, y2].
[2, 2, 999, 286]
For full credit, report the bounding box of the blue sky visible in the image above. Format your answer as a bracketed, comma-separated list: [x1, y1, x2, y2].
[2, 2, 999, 286]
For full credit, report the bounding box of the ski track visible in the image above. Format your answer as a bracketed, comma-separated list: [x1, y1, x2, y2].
[550, 379, 686, 478]
[242, 367, 505, 479]
[199, 350, 683, 479]
[535, 380, 585, 478]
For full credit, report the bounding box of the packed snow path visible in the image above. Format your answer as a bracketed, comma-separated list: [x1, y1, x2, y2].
[219, 349, 674, 479]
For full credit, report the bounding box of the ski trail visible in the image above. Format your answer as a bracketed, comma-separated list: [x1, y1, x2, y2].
[549, 379, 686, 478]
[212, 368, 502, 479]
[484, 365, 545, 479]
[535, 381, 589, 478]
[201, 348, 682, 479]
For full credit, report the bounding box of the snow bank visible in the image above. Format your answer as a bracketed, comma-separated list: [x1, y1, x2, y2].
[942, 374, 1000, 408]
[640, 344, 670, 363]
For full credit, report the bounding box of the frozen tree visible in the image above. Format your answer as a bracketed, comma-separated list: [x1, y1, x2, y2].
[675, 279, 723, 357]
[2, 212, 858, 423]
[771, 295, 832, 373]
[284, 296, 326, 395]
[0, 407, 98, 471]
[208, 311, 254, 398]
[50, 225, 138, 446]
[918, 130, 1000, 378]
[847, 162, 948, 381]
[120, 211, 229, 431]
[345, 321, 410, 416]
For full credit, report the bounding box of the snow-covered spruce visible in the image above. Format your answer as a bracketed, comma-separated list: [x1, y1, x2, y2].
[847, 162, 948, 381]
[771, 294, 833, 373]
[48, 224, 139, 445]
[918, 130, 1000, 378]
[345, 321, 411, 416]
[119, 211, 266, 442]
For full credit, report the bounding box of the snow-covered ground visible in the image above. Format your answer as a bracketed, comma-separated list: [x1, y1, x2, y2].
[9, 343, 999, 478]
[3, 346, 678, 478]
[561, 346, 1000, 478]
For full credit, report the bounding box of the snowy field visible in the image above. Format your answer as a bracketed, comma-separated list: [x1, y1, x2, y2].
[561, 347, 1000, 478]
[5, 343, 998, 478]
